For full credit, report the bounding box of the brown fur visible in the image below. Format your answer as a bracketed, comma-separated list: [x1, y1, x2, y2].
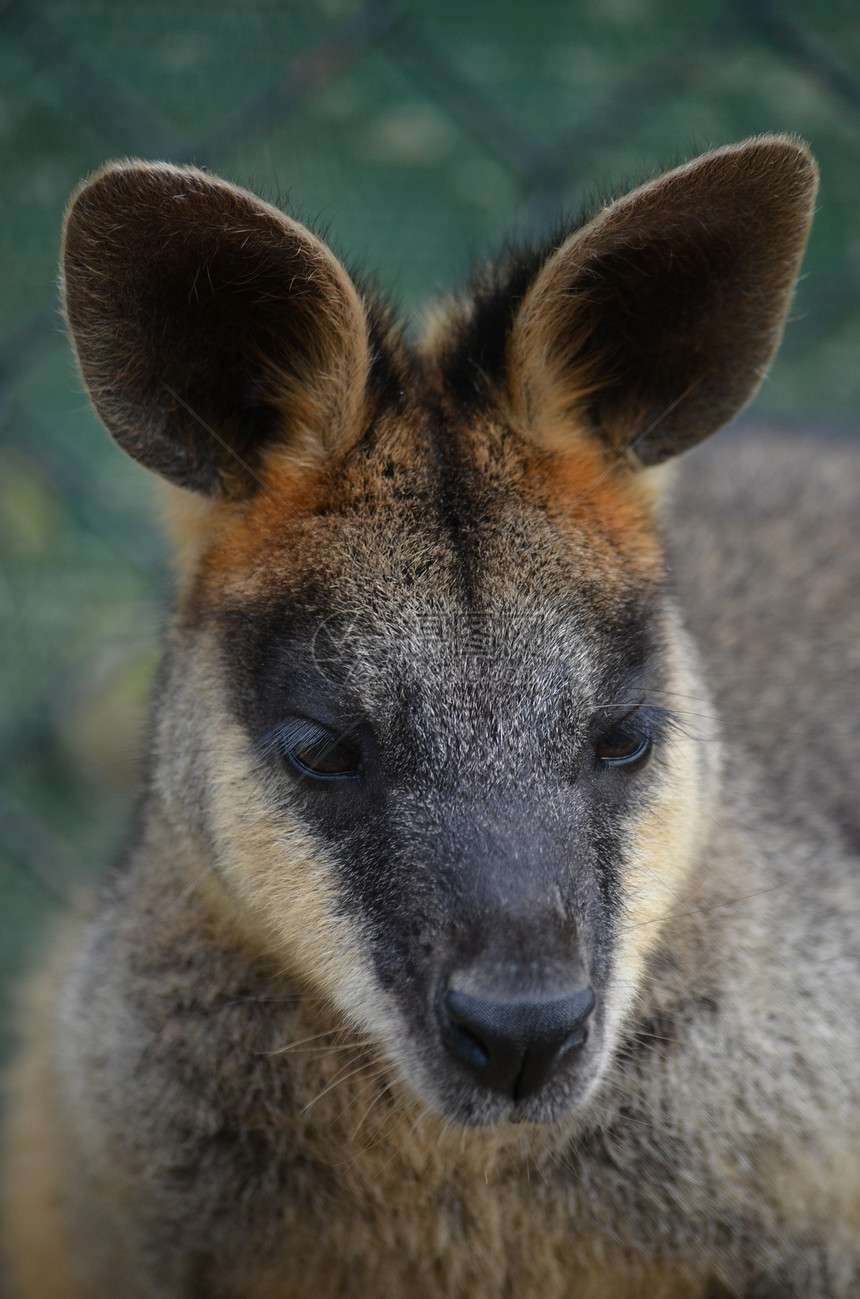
[3, 138, 859, 1298]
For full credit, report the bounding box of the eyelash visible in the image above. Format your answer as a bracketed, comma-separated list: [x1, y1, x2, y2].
[593, 707, 661, 769]
[264, 717, 363, 782]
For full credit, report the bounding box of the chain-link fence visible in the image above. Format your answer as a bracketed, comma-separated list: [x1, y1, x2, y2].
[2, 0, 859, 1058]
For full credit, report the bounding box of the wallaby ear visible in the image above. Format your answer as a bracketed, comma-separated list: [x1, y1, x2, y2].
[507, 136, 818, 465]
[62, 162, 370, 496]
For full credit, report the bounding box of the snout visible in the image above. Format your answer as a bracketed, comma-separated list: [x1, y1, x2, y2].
[436, 980, 595, 1101]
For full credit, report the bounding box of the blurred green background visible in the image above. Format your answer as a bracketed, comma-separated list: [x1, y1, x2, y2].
[2, 0, 860, 1061]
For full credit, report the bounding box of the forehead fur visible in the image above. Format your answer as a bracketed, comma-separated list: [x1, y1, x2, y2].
[181, 388, 663, 629]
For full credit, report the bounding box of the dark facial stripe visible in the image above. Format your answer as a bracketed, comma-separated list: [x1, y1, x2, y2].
[424, 410, 485, 606]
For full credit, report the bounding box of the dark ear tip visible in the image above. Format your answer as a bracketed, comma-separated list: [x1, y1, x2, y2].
[66, 159, 158, 211]
[64, 160, 216, 241]
[69, 157, 206, 191]
[750, 132, 817, 177]
[706, 134, 819, 201]
[65, 162, 174, 267]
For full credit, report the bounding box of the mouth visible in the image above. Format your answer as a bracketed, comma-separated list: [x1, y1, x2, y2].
[427, 1041, 605, 1128]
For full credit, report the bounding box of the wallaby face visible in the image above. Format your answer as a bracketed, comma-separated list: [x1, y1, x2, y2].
[195, 428, 706, 1126]
[58, 140, 813, 1129]
[13, 136, 860, 1299]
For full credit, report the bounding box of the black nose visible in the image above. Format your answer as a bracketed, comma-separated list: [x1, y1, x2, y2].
[437, 983, 596, 1101]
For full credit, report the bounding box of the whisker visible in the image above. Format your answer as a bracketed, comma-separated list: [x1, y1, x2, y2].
[276, 1041, 377, 1056]
[619, 882, 786, 934]
[645, 689, 717, 705]
[349, 1073, 396, 1143]
[624, 1029, 676, 1045]
[264, 1030, 377, 1058]
[623, 853, 694, 913]
[301, 1057, 383, 1115]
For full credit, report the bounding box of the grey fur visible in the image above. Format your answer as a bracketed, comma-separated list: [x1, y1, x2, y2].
[2, 140, 858, 1299]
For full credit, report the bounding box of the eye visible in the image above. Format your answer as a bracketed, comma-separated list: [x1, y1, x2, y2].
[595, 716, 652, 769]
[279, 717, 362, 781]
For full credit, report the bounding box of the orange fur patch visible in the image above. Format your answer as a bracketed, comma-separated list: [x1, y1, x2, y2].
[186, 459, 330, 605]
[529, 440, 663, 576]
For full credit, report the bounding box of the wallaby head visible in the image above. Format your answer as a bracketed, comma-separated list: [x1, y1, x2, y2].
[62, 137, 817, 1128]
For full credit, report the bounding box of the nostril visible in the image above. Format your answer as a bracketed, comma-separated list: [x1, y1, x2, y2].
[555, 1020, 589, 1067]
[438, 1014, 490, 1074]
[436, 983, 596, 1101]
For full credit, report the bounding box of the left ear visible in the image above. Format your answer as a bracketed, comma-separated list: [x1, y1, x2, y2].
[506, 136, 818, 465]
[63, 161, 371, 497]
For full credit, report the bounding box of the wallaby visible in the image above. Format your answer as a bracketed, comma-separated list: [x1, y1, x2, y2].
[2, 135, 859, 1299]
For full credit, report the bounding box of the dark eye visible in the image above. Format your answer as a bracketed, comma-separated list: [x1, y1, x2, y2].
[595, 717, 652, 769]
[280, 717, 362, 781]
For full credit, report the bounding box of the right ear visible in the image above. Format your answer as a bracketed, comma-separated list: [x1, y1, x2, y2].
[504, 136, 817, 465]
[62, 162, 370, 497]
